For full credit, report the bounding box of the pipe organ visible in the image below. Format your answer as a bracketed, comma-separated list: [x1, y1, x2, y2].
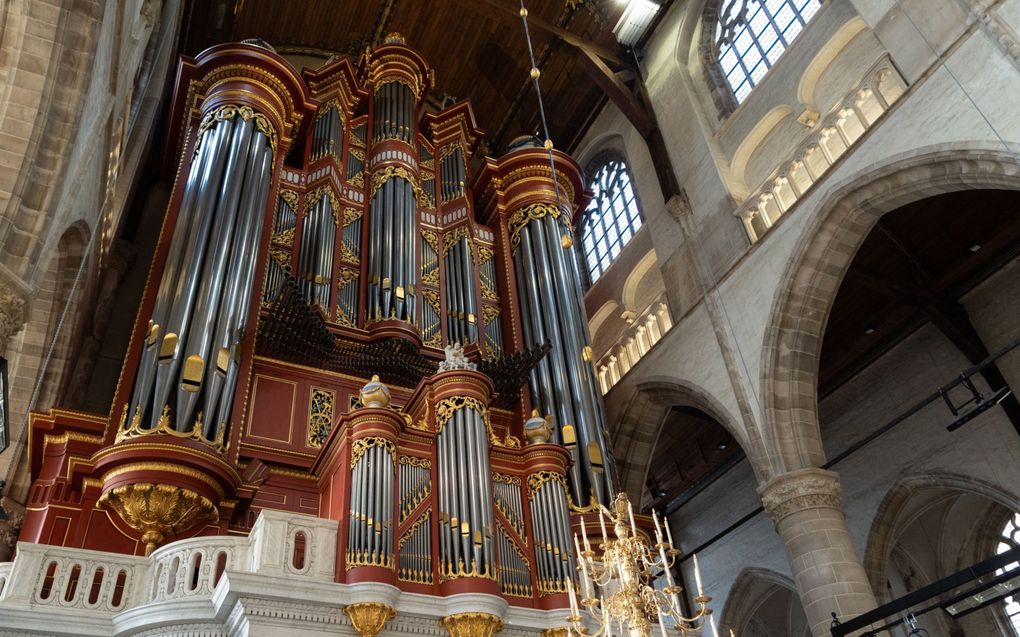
[22, 34, 623, 611]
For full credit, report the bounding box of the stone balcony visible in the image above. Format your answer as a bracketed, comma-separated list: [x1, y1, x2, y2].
[0, 510, 566, 637]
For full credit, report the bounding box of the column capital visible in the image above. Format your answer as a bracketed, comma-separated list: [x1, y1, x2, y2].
[759, 467, 842, 525]
[0, 280, 28, 354]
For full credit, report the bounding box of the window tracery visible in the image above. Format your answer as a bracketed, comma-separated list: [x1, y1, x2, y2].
[997, 512, 1020, 635]
[581, 153, 643, 283]
[704, 0, 823, 108]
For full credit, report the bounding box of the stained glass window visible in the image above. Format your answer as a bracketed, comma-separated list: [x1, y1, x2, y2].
[582, 157, 643, 283]
[715, 0, 823, 103]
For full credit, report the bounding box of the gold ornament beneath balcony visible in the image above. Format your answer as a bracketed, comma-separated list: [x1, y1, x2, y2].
[344, 602, 396, 637]
[440, 612, 504, 637]
[98, 483, 217, 556]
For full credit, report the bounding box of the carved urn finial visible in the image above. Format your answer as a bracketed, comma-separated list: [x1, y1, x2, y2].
[523, 410, 552, 445]
[360, 374, 391, 408]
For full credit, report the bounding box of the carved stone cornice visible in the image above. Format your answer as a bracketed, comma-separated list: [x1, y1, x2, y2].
[0, 280, 28, 353]
[759, 467, 843, 525]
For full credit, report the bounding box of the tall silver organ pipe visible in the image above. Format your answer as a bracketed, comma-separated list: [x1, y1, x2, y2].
[513, 206, 616, 504]
[440, 146, 466, 201]
[528, 474, 574, 594]
[128, 110, 274, 442]
[367, 176, 417, 322]
[437, 404, 494, 577]
[296, 190, 337, 308]
[311, 104, 343, 161]
[372, 81, 414, 144]
[348, 439, 396, 568]
[263, 194, 297, 304]
[443, 235, 478, 344]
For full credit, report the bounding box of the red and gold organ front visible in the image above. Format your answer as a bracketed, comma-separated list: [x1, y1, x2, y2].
[22, 34, 618, 611]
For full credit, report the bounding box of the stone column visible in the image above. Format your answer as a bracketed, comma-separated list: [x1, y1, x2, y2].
[759, 468, 877, 637]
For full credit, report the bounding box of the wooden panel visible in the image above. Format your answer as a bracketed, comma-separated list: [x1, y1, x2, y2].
[247, 375, 298, 444]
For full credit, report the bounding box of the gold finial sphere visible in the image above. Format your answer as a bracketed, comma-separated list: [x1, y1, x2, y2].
[530, 67, 541, 80]
[544, 139, 554, 150]
[520, 8, 528, 17]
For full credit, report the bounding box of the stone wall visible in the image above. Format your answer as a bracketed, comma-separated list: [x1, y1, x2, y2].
[576, 0, 1020, 634]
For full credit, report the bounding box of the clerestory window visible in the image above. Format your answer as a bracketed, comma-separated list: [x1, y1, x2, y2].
[581, 154, 643, 283]
[715, 0, 823, 104]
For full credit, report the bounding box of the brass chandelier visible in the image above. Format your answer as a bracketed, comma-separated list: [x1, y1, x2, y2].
[566, 492, 714, 637]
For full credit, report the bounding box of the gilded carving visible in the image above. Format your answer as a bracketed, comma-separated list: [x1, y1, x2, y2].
[118, 403, 228, 453]
[306, 388, 336, 448]
[278, 189, 300, 211]
[344, 603, 395, 637]
[442, 225, 473, 258]
[508, 203, 571, 251]
[439, 613, 504, 637]
[370, 165, 420, 199]
[197, 104, 279, 154]
[435, 396, 520, 449]
[350, 436, 396, 468]
[98, 483, 217, 555]
[526, 470, 568, 499]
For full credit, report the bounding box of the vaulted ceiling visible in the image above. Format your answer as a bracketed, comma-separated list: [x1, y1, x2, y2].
[178, 0, 666, 154]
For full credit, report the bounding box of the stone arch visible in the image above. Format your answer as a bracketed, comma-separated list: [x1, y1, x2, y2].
[795, 16, 869, 113]
[2, 221, 93, 497]
[729, 104, 795, 198]
[608, 375, 764, 499]
[621, 249, 661, 311]
[588, 300, 622, 352]
[0, 0, 103, 282]
[863, 472, 1020, 599]
[693, 0, 739, 118]
[760, 145, 1020, 476]
[575, 132, 627, 174]
[718, 567, 808, 637]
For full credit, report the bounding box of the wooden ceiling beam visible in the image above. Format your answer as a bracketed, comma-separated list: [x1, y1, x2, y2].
[467, 0, 626, 67]
[576, 47, 653, 138]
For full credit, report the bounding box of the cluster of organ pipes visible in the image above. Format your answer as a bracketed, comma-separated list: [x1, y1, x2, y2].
[443, 235, 478, 344]
[366, 175, 417, 322]
[513, 207, 615, 505]
[529, 473, 576, 594]
[127, 110, 272, 441]
[310, 103, 343, 160]
[296, 189, 337, 308]
[372, 81, 416, 144]
[440, 145, 467, 201]
[436, 402, 496, 578]
[347, 439, 396, 569]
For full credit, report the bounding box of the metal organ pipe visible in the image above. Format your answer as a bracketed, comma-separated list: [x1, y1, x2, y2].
[128, 113, 274, 444]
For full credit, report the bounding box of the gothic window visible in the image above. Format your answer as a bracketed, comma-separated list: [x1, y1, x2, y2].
[581, 154, 643, 283]
[714, 0, 823, 104]
[998, 512, 1020, 634]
